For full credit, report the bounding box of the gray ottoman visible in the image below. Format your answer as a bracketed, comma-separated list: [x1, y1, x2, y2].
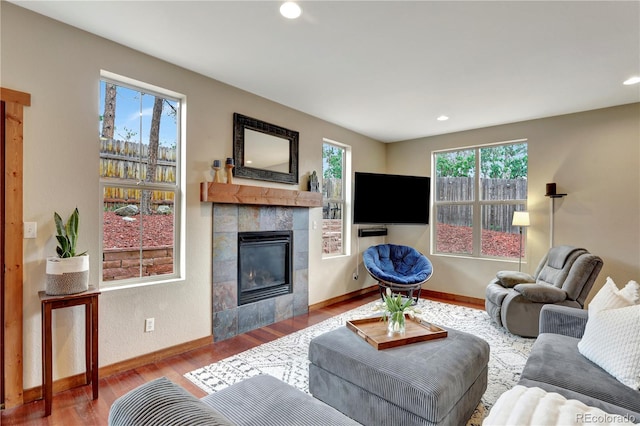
[308, 326, 489, 426]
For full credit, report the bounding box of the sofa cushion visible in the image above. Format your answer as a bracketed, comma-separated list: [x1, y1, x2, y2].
[578, 304, 640, 390]
[201, 374, 360, 426]
[520, 333, 640, 415]
[108, 377, 234, 426]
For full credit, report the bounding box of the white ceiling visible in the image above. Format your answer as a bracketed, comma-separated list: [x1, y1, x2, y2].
[11, 0, 640, 142]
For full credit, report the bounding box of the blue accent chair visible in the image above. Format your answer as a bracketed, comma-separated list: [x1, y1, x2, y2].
[363, 244, 433, 304]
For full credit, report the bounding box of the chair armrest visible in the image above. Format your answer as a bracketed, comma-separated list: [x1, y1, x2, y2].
[514, 283, 567, 303]
[495, 271, 536, 288]
[539, 304, 588, 338]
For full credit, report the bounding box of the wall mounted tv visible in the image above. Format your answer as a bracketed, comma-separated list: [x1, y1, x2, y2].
[353, 172, 430, 225]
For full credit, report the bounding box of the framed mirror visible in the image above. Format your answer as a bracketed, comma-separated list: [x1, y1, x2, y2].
[233, 113, 299, 184]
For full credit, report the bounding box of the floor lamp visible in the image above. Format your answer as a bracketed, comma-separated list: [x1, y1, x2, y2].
[512, 211, 530, 272]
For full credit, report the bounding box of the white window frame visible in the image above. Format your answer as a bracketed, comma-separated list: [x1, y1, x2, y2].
[431, 139, 528, 260]
[322, 138, 352, 258]
[99, 71, 186, 290]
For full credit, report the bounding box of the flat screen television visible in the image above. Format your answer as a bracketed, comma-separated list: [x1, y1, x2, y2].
[353, 172, 430, 225]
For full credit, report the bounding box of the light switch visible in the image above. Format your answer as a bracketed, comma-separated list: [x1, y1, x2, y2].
[24, 222, 37, 239]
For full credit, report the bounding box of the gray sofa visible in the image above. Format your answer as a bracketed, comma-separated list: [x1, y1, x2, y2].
[518, 304, 640, 421]
[108, 374, 359, 425]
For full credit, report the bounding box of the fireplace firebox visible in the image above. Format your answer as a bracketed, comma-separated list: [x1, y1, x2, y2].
[237, 231, 293, 305]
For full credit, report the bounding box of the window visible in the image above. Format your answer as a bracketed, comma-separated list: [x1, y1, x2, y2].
[99, 73, 183, 287]
[433, 140, 528, 259]
[322, 140, 351, 256]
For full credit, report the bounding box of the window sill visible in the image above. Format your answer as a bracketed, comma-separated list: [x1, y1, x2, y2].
[322, 253, 350, 260]
[432, 252, 526, 264]
[99, 276, 185, 293]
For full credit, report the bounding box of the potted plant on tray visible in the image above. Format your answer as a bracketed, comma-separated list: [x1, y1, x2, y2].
[45, 207, 89, 295]
[373, 288, 421, 336]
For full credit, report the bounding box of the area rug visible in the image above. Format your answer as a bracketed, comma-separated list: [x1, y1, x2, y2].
[185, 299, 534, 425]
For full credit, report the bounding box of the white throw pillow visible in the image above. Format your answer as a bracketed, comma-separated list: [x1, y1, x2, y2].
[588, 277, 638, 315]
[578, 304, 640, 390]
[484, 385, 635, 425]
[619, 280, 640, 304]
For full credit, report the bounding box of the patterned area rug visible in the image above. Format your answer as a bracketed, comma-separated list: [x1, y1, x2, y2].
[185, 299, 534, 425]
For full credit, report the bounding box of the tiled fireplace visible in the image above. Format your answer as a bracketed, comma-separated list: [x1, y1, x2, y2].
[211, 204, 310, 341]
[237, 230, 293, 305]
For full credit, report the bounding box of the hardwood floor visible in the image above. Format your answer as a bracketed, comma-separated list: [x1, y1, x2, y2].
[1, 292, 482, 425]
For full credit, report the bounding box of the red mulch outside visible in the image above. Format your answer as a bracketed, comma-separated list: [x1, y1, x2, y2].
[436, 223, 522, 257]
[103, 212, 173, 249]
[103, 213, 520, 257]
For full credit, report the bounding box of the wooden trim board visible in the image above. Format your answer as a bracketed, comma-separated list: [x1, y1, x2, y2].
[0, 88, 31, 107]
[421, 289, 484, 309]
[1, 87, 30, 409]
[309, 286, 378, 310]
[311, 288, 484, 311]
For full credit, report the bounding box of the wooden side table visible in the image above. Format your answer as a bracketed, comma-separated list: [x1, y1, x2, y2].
[39, 286, 100, 416]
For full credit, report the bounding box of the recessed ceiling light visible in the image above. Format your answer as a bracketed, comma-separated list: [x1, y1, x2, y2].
[437, 115, 449, 121]
[246, 160, 253, 164]
[623, 76, 640, 85]
[280, 2, 302, 19]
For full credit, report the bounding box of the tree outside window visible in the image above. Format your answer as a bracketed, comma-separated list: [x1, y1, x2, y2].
[433, 141, 528, 259]
[99, 77, 182, 285]
[322, 142, 346, 256]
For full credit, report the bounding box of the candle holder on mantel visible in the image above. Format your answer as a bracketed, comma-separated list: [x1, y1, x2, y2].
[225, 158, 235, 184]
[211, 160, 223, 183]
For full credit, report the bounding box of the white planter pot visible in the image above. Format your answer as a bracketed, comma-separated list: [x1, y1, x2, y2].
[45, 255, 90, 295]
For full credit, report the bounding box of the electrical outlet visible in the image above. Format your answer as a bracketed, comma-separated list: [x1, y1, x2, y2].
[24, 222, 37, 239]
[145, 318, 155, 333]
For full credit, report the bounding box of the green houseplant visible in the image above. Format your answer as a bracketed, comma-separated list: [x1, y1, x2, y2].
[45, 208, 89, 295]
[373, 288, 421, 336]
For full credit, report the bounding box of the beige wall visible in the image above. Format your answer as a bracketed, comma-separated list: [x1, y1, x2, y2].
[1, 3, 385, 389]
[387, 103, 640, 301]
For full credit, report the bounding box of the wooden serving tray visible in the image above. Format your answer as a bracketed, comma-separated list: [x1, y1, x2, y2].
[346, 315, 448, 350]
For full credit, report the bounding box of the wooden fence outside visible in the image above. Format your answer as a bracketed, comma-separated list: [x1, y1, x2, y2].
[100, 139, 176, 209]
[322, 177, 343, 219]
[436, 177, 527, 233]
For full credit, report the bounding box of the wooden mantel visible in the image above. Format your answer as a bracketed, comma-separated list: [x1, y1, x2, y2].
[200, 182, 322, 207]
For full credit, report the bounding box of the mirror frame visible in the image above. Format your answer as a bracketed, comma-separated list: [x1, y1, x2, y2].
[233, 113, 299, 184]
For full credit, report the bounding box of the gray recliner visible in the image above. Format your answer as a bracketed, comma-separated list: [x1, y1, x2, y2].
[485, 245, 603, 337]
